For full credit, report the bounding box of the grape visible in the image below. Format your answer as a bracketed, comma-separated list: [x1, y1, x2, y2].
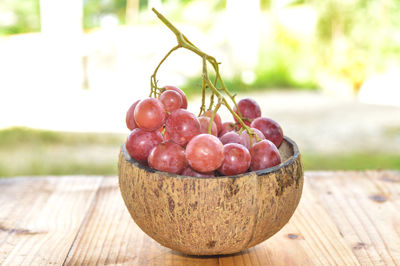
[198, 116, 218, 136]
[165, 109, 200, 146]
[233, 98, 261, 124]
[185, 134, 224, 172]
[218, 143, 251, 176]
[240, 128, 265, 150]
[134, 98, 166, 131]
[181, 166, 215, 177]
[164, 85, 187, 109]
[219, 122, 235, 137]
[249, 139, 281, 171]
[148, 141, 187, 174]
[126, 100, 140, 130]
[159, 90, 182, 113]
[126, 128, 163, 163]
[220, 131, 241, 145]
[251, 117, 283, 147]
[203, 110, 222, 134]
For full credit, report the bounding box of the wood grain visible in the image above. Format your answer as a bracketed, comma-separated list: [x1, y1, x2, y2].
[308, 171, 400, 265]
[0, 177, 102, 265]
[218, 179, 360, 266]
[0, 171, 399, 265]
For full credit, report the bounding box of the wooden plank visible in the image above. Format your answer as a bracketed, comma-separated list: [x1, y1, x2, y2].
[0, 176, 102, 265]
[218, 179, 360, 266]
[308, 171, 400, 265]
[2, 172, 397, 265]
[64, 177, 220, 265]
[0, 178, 55, 261]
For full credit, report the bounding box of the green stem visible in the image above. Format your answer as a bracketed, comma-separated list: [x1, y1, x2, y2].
[208, 100, 221, 134]
[198, 79, 206, 116]
[152, 8, 181, 39]
[201, 57, 254, 137]
[208, 91, 215, 110]
[150, 45, 181, 97]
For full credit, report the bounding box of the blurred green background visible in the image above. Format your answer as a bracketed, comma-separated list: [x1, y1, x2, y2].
[0, 0, 399, 176]
[2, 0, 400, 91]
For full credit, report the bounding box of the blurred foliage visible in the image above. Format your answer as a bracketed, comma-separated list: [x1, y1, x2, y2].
[1, 0, 400, 91]
[303, 153, 400, 171]
[83, 0, 127, 29]
[0, 0, 40, 35]
[0, 127, 124, 177]
[0, 127, 124, 147]
[313, 0, 400, 91]
[384, 126, 400, 138]
[182, 70, 316, 99]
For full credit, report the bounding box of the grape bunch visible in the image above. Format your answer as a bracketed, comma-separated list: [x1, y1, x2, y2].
[125, 87, 283, 177]
[124, 9, 284, 177]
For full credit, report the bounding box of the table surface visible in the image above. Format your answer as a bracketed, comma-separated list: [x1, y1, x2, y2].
[1, 171, 399, 265]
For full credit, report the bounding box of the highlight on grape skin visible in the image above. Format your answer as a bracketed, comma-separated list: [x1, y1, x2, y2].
[163, 85, 188, 109]
[134, 98, 167, 131]
[126, 128, 163, 164]
[148, 141, 187, 174]
[159, 90, 183, 113]
[185, 134, 225, 173]
[165, 108, 201, 146]
[218, 143, 251, 176]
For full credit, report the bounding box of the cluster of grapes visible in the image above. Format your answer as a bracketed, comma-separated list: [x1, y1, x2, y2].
[125, 85, 283, 177]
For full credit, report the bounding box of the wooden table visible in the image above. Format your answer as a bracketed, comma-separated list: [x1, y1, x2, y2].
[1, 171, 399, 265]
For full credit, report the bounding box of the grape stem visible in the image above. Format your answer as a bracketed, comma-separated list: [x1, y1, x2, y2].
[150, 44, 181, 97]
[197, 78, 206, 116]
[151, 8, 260, 143]
[201, 57, 260, 145]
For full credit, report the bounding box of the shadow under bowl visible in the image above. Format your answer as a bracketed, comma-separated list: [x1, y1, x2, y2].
[118, 136, 304, 255]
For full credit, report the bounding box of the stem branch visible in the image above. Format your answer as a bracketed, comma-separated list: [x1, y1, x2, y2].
[151, 8, 258, 142]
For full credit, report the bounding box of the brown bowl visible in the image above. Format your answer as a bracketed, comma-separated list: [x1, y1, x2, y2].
[118, 136, 303, 255]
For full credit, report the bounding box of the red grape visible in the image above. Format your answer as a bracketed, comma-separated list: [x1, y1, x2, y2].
[166, 109, 200, 146]
[134, 98, 166, 131]
[186, 134, 224, 172]
[164, 85, 187, 109]
[126, 128, 163, 163]
[148, 141, 187, 174]
[198, 116, 218, 136]
[251, 117, 283, 147]
[181, 166, 215, 177]
[219, 122, 235, 137]
[220, 131, 241, 145]
[240, 128, 265, 149]
[126, 100, 140, 130]
[159, 90, 182, 113]
[250, 139, 281, 171]
[203, 110, 222, 134]
[218, 143, 251, 176]
[233, 98, 261, 123]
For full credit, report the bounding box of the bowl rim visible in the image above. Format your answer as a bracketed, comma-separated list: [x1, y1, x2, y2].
[121, 136, 299, 179]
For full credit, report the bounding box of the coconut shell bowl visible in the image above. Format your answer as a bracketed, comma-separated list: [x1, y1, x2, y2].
[118, 136, 304, 256]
